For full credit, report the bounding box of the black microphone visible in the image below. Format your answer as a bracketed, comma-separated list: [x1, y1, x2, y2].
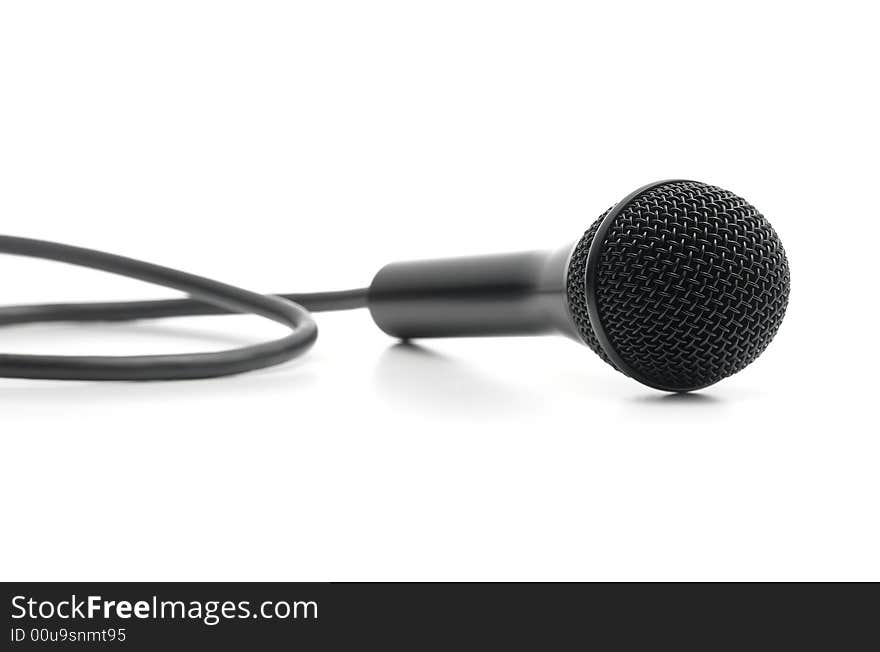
[368, 180, 790, 392]
[0, 179, 789, 391]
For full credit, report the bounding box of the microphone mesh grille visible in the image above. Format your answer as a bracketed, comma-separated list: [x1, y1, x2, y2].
[567, 181, 790, 390]
[567, 207, 615, 366]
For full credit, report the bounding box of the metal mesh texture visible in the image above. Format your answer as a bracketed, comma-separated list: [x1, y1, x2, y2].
[567, 181, 790, 390]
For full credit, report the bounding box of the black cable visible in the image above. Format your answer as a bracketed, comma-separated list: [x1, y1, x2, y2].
[0, 235, 368, 381]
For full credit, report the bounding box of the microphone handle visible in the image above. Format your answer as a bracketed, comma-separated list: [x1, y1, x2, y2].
[367, 245, 579, 340]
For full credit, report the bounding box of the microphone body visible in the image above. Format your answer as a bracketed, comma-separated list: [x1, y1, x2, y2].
[368, 246, 578, 340]
[367, 179, 790, 392]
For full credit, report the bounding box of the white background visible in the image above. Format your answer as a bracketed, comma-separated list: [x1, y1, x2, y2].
[1, 1, 877, 581]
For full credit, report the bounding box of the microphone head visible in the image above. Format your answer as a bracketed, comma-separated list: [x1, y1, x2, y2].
[566, 180, 790, 392]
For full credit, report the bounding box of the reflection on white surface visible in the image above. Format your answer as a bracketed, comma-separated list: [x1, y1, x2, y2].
[630, 392, 722, 406]
[374, 342, 540, 417]
[0, 318, 740, 412]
